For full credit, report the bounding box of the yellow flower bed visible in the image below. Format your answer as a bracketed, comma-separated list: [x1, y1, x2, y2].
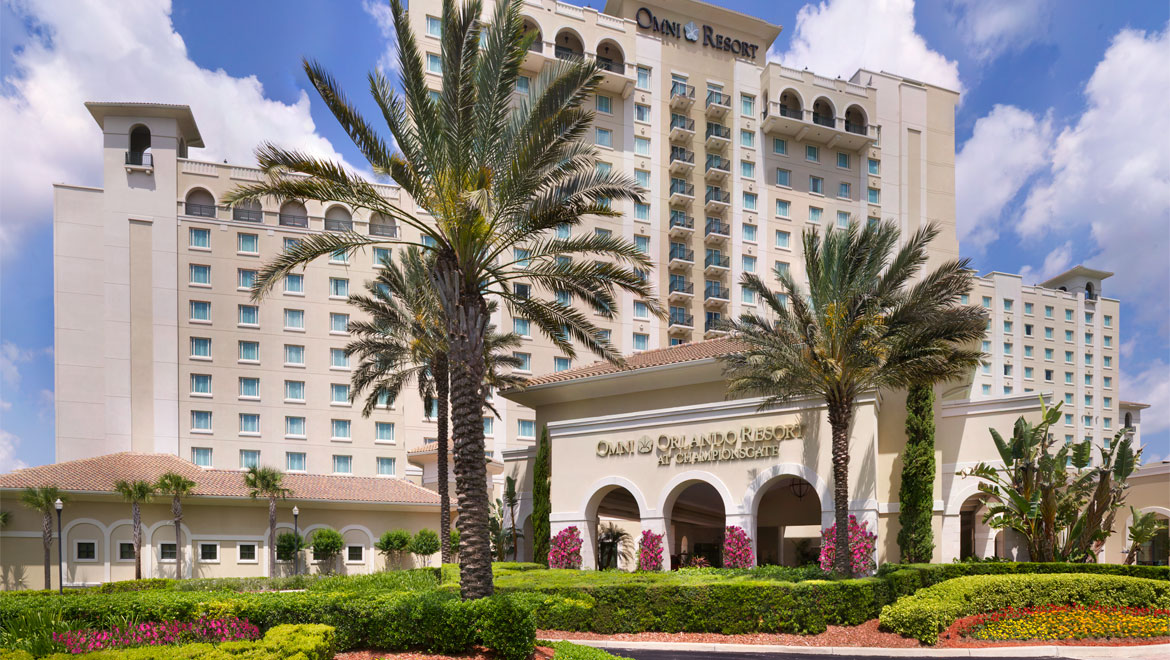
[963, 605, 1170, 641]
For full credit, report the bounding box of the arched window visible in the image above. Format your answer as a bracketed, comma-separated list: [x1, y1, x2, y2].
[1085, 282, 1096, 300]
[844, 105, 868, 135]
[279, 201, 308, 228]
[184, 188, 216, 218]
[1124, 412, 1133, 429]
[596, 39, 624, 74]
[522, 18, 543, 53]
[778, 89, 802, 119]
[811, 98, 835, 128]
[369, 212, 399, 238]
[324, 205, 353, 231]
[232, 198, 263, 223]
[128, 125, 152, 166]
[554, 29, 584, 60]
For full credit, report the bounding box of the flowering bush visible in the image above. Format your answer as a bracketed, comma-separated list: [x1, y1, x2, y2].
[722, 526, 754, 568]
[819, 515, 876, 575]
[958, 604, 1170, 640]
[548, 526, 583, 569]
[636, 530, 664, 571]
[52, 617, 260, 654]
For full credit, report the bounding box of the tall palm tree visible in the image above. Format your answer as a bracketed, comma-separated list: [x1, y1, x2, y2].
[155, 472, 196, 579]
[245, 467, 292, 577]
[223, 0, 658, 598]
[114, 480, 155, 580]
[20, 487, 66, 589]
[346, 246, 523, 565]
[720, 220, 986, 575]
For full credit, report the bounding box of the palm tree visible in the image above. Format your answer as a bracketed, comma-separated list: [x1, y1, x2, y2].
[155, 472, 196, 579]
[720, 220, 986, 575]
[245, 466, 292, 577]
[597, 522, 633, 570]
[114, 480, 155, 580]
[345, 246, 523, 566]
[1124, 507, 1167, 566]
[502, 474, 521, 561]
[223, 0, 658, 598]
[20, 487, 66, 589]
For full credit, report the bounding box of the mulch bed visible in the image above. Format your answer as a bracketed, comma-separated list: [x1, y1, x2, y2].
[336, 647, 554, 660]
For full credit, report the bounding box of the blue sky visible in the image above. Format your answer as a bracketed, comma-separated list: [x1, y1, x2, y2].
[1, 0, 1167, 471]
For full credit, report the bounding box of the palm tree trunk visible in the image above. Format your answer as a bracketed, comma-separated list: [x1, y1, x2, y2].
[435, 352, 451, 566]
[268, 497, 277, 577]
[42, 512, 52, 590]
[827, 397, 854, 576]
[173, 496, 184, 579]
[132, 502, 142, 580]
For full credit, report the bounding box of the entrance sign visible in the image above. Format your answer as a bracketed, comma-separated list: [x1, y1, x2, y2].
[634, 7, 761, 59]
[596, 423, 802, 465]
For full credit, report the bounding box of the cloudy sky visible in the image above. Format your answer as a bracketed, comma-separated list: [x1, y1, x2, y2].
[1, 0, 1167, 470]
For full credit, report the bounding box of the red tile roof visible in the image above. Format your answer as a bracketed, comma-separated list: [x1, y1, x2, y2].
[520, 337, 742, 387]
[0, 452, 439, 505]
[408, 441, 439, 455]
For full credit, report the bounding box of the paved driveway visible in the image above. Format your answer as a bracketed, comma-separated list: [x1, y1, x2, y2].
[606, 649, 1057, 660]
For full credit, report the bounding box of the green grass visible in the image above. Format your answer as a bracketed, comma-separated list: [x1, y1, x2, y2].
[544, 641, 633, 659]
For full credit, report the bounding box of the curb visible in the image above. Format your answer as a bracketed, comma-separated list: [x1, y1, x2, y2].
[545, 639, 1170, 659]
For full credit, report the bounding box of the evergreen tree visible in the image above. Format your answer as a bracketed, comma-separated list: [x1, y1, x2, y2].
[531, 426, 552, 566]
[897, 384, 936, 563]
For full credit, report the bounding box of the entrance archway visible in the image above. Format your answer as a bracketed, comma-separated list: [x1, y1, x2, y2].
[666, 482, 726, 567]
[958, 494, 1000, 560]
[754, 476, 822, 566]
[583, 480, 645, 571]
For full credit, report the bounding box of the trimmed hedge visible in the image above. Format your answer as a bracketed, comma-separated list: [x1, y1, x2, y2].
[876, 561, 1169, 597]
[879, 574, 1170, 645]
[546, 641, 634, 660]
[0, 624, 333, 660]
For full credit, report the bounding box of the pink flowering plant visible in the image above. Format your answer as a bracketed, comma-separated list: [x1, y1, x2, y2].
[818, 514, 877, 575]
[548, 526, 583, 569]
[52, 617, 259, 654]
[636, 529, 664, 571]
[722, 525, 754, 568]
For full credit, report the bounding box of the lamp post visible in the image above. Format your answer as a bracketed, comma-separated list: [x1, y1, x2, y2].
[54, 498, 63, 594]
[292, 506, 300, 576]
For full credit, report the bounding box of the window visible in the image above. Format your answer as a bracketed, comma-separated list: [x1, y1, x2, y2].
[1065, 372, 1073, 384]
[375, 422, 395, 444]
[426, 53, 442, 73]
[514, 283, 530, 299]
[806, 145, 819, 162]
[961, 294, 969, 304]
[238, 304, 259, 326]
[773, 138, 787, 155]
[1103, 376, 1112, 388]
[346, 545, 364, 563]
[633, 333, 649, 351]
[333, 455, 353, 474]
[982, 384, 992, 395]
[1004, 386, 1013, 395]
[742, 192, 757, 211]
[235, 268, 256, 290]
[513, 317, 531, 337]
[239, 377, 259, 399]
[237, 233, 259, 254]
[283, 380, 305, 402]
[868, 158, 879, 175]
[514, 352, 531, 372]
[1024, 324, 1033, 336]
[377, 457, 396, 476]
[837, 152, 850, 169]
[237, 543, 257, 563]
[283, 237, 302, 251]
[118, 542, 135, 561]
[628, 235, 648, 255]
[483, 417, 494, 435]
[1045, 327, 1054, 339]
[331, 419, 351, 440]
[740, 129, 754, 148]
[838, 182, 851, 199]
[189, 264, 210, 285]
[555, 224, 570, 239]
[743, 224, 757, 243]
[1024, 366, 1033, 379]
[742, 287, 756, 304]
[189, 227, 210, 248]
[1004, 343, 1012, 355]
[981, 340, 991, 352]
[159, 543, 177, 561]
[1085, 394, 1094, 407]
[514, 75, 530, 95]
[1104, 335, 1112, 348]
[518, 419, 536, 438]
[742, 255, 756, 273]
[189, 337, 211, 359]
[328, 277, 349, 298]
[425, 15, 441, 36]
[1085, 332, 1093, 344]
[1065, 309, 1074, 321]
[596, 94, 612, 114]
[634, 136, 650, 156]
[1065, 330, 1074, 342]
[284, 273, 304, 294]
[867, 187, 880, 204]
[1104, 315, 1113, 327]
[554, 357, 571, 372]
[1045, 347, 1054, 360]
[1104, 397, 1112, 408]
[331, 383, 350, 405]
[331, 313, 349, 333]
[1024, 345, 1034, 357]
[1045, 305, 1054, 318]
[239, 413, 260, 435]
[327, 348, 349, 369]
[1002, 299, 1013, 312]
[596, 128, 613, 148]
[191, 410, 212, 431]
[1024, 302, 1034, 315]
[741, 160, 755, 178]
[1065, 350, 1073, 363]
[595, 227, 612, 239]
[809, 176, 824, 195]
[634, 103, 650, 122]
[191, 447, 212, 466]
[190, 374, 212, 397]
[284, 344, 305, 366]
[240, 450, 260, 469]
[1104, 355, 1112, 368]
[1004, 320, 1012, 333]
[775, 199, 790, 218]
[200, 543, 219, 562]
[775, 230, 790, 249]
[836, 211, 850, 228]
[1044, 369, 1053, 381]
[1003, 364, 1012, 376]
[634, 169, 651, 190]
[775, 168, 791, 187]
[633, 301, 649, 319]
[740, 94, 754, 116]
[283, 309, 304, 330]
[808, 206, 823, 224]
[285, 416, 306, 438]
[981, 296, 991, 308]
[775, 261, 790, 277]
[636, 66, 651, 89]
[372, 247, 391, 267]
[75, 541, 96, 561]
[189, 301, 211, 322]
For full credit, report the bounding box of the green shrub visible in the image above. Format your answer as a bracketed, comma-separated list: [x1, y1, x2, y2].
[545, 642, 633, 660]
[876, 561, 1170, 586]
[475, 594, 536, 660]
[879, 573, 1170, 644]
[375, 529, 412, 561]
[409, 529, 441, 566]
[28, 624, 333, 660]
[309, 528, 343, 571]
[0, 651, 34, 660]
[275, 532, 305, 563]
[492, 562, 547, 573]
[88, 578, 175, 594]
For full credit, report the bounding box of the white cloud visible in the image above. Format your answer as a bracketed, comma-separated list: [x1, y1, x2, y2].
[0, 400, 11, 412]
[0, 0, 357, 255]
[363, 0, 400, 74]
[1123, 359, 1170, 437]
[771, 0, 961, 92]
[1018, 23, 1170, 333]
[951, 0, 1050, 61]
[0, 342, 49, 388]
[1017, 241, 1072, 285]
[0, 430, 28, 472]
[955, 105, 1053, 250]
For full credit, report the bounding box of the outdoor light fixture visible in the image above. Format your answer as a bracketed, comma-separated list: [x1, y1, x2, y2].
[789, 480, 811, 499]
[54, 498, 63, 594]
[292, 506, 300, 576]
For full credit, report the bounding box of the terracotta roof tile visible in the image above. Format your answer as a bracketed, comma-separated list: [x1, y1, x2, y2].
[408, 441, 439, 455]
[0, 452, 439, 505]
[520, 337, 742, 387]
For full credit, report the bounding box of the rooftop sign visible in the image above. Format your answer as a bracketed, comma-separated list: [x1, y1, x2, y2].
[635, 6, 761, 59]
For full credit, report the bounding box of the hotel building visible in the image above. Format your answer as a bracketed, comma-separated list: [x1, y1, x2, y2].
[2, 0, 1163, 589]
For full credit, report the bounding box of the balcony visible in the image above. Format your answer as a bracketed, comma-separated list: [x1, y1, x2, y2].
[704, 219, 730, 244]
[125, 151, 154, 173]
[669, 148, 694, 175]
[704, 188, 730, 213]
[669, 115, 695, 142]
[595, 56, 633, 97]
[705, 91, 730, 119]
[232, 208, 263, 223]
[668, 213, 694, 238]
[279, 213, 309, 228]
[762, 101, 878, 152]
[668, 246, 695, 271]
[369, 223, 399, 238]
[555, 45, 583, 60]
[184, 202, 217, 218]
[704, 123, 731, 151]
[704, 253, 730, 275]
[668, 279, 694, 302]
[669, 180, 695, 207]
[704, 318, 728, 339]
[704, 155, 730, 183]
[704, 283, 729, 309]
[325, 218, 353, 232]
[670, 82, 695, 111]
[668, 312, 695, 333]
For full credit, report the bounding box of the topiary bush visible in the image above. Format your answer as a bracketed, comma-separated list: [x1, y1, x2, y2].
[309, 528, 343, 573]
[475, 594, 536, 660]
[375, 529, 413, 568]
[410, 529, 441, 567]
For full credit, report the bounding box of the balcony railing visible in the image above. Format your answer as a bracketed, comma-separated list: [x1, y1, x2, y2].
[772, 105, 801, 119]
[369, 223, 399, 238]
[706, 91, 730, 108]
[184, 202, 216, 218]
[705, 123, 731, 140]
[596, 57, 622, 73]
[704, 318, 726, 333]
[232, 208, 263, 223]
[279, 213, 309, 228]
[670, 148, 694, 165]
[705, 219, 730, 237]
[705, 283, 729, 300]
[669, 246, 695, 262]
[669, 312, 694, 328]
[705, 189, 730, 205]
[324, 218, 353, 232]
[671, 81, 695, 100]
[669, 181, 695, 198]
[670, 115, 695, 132]
[812, 112, 834, 127]
[844, 121, 868, 135]
[705, 253, 730, 269]
[555, 46, 582, 60]
[705, 155, 730, 172]
[668, 279, 694, 295]
[669, 213, 694, 231]
[126, 151, 153, 167]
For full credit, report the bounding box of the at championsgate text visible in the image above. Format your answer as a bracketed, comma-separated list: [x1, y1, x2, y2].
[596, 423, 803, 465]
